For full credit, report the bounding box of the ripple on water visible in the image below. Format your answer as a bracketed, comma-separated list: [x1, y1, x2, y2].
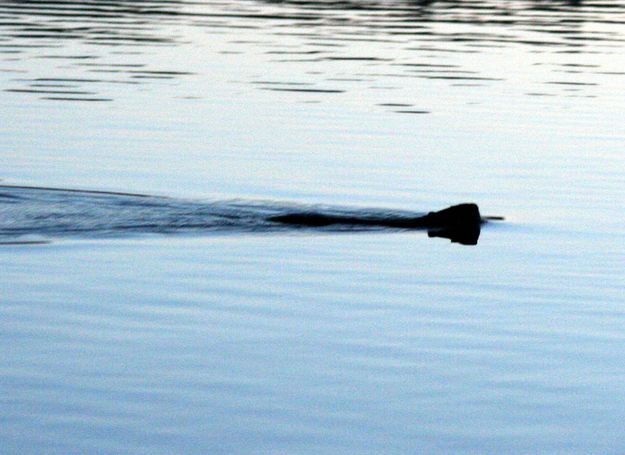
[1, 0, 623, 108]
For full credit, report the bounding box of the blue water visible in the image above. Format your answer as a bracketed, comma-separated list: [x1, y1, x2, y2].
[1, 1, 625, 453]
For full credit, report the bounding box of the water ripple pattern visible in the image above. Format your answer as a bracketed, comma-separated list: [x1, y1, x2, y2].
[1, 0, 624, 107]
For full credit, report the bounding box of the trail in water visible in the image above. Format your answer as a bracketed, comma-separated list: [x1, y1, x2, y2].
[0, 185, 449, 242]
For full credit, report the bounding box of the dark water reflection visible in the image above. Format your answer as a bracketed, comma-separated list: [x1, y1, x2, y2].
[2, 0, 624, 104]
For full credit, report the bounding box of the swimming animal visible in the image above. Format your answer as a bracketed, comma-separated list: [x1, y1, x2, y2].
[268, 203, 485, 245]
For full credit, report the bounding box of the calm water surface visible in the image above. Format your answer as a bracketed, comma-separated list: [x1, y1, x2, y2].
[1, 1, 625, 453]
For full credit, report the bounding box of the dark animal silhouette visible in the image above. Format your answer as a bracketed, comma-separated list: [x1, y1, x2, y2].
[268, 203, 484, 245]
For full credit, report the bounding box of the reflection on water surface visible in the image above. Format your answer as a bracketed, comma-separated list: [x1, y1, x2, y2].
[2, 0, 624, 105]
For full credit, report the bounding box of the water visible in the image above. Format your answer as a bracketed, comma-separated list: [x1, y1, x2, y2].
[1, 1, 624, 453]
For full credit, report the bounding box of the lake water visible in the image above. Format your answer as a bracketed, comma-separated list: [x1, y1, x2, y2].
[1, 1, 625, 453]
